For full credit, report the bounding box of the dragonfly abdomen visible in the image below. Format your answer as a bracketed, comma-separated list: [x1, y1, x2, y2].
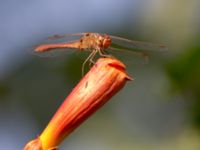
[35, 41, 81, 52]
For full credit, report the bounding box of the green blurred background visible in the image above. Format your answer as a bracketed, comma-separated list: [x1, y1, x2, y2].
[0, 0, 200, 149]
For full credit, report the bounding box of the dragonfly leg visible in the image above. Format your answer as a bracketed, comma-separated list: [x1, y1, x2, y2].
[109, 47, 149, 61]
[88, 50, 97, 66]
[89, 50, 101, 70]
[82, 50, 98, 76]
[98, 49, 113, 58]
[88, 59, 95, 68]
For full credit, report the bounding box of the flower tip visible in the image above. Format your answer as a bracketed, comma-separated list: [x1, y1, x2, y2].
[23, 138, 42, 150]
[105, 57, 133, 81]
[125, 75, 133, 81]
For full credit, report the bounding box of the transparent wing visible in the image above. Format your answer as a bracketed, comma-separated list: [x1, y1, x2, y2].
[47, 33, 87, 40]
[106, 47, 149, 65]
[110, 35, 168, 52]
[30, 33, 85, 57]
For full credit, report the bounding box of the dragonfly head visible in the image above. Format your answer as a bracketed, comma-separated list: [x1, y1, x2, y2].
[101, 34, 111, 49]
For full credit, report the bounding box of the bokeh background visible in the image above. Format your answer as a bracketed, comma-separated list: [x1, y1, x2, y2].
[1, 0, 200, 149]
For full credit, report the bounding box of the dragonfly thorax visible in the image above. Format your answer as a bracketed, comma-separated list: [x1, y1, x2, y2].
[81, 33, 111, 51]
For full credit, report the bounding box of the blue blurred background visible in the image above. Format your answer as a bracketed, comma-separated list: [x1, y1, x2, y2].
[1, 0, 200, 149]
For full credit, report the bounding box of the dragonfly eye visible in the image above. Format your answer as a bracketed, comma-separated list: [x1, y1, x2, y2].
[102, 35, 111, 49]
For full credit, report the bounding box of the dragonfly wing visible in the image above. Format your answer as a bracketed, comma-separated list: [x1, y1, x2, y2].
[110, 35, 168, 52]
[108, 47, 148, 57]
[106, 47, 149, 65]
[47, 33, 87, 40]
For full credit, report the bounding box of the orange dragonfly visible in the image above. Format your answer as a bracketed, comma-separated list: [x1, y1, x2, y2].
[34, 32, 167, 74]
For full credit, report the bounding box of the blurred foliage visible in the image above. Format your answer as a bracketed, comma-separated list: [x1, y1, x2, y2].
[0, 82, 10, 99]
[62, 54, 86, 82]
[166, 44, 200, 128]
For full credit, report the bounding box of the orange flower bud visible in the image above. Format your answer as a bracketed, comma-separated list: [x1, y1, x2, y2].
[24, 57, 132, 150]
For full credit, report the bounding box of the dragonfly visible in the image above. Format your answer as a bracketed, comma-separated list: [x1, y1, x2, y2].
[34, 32, 167, 74]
